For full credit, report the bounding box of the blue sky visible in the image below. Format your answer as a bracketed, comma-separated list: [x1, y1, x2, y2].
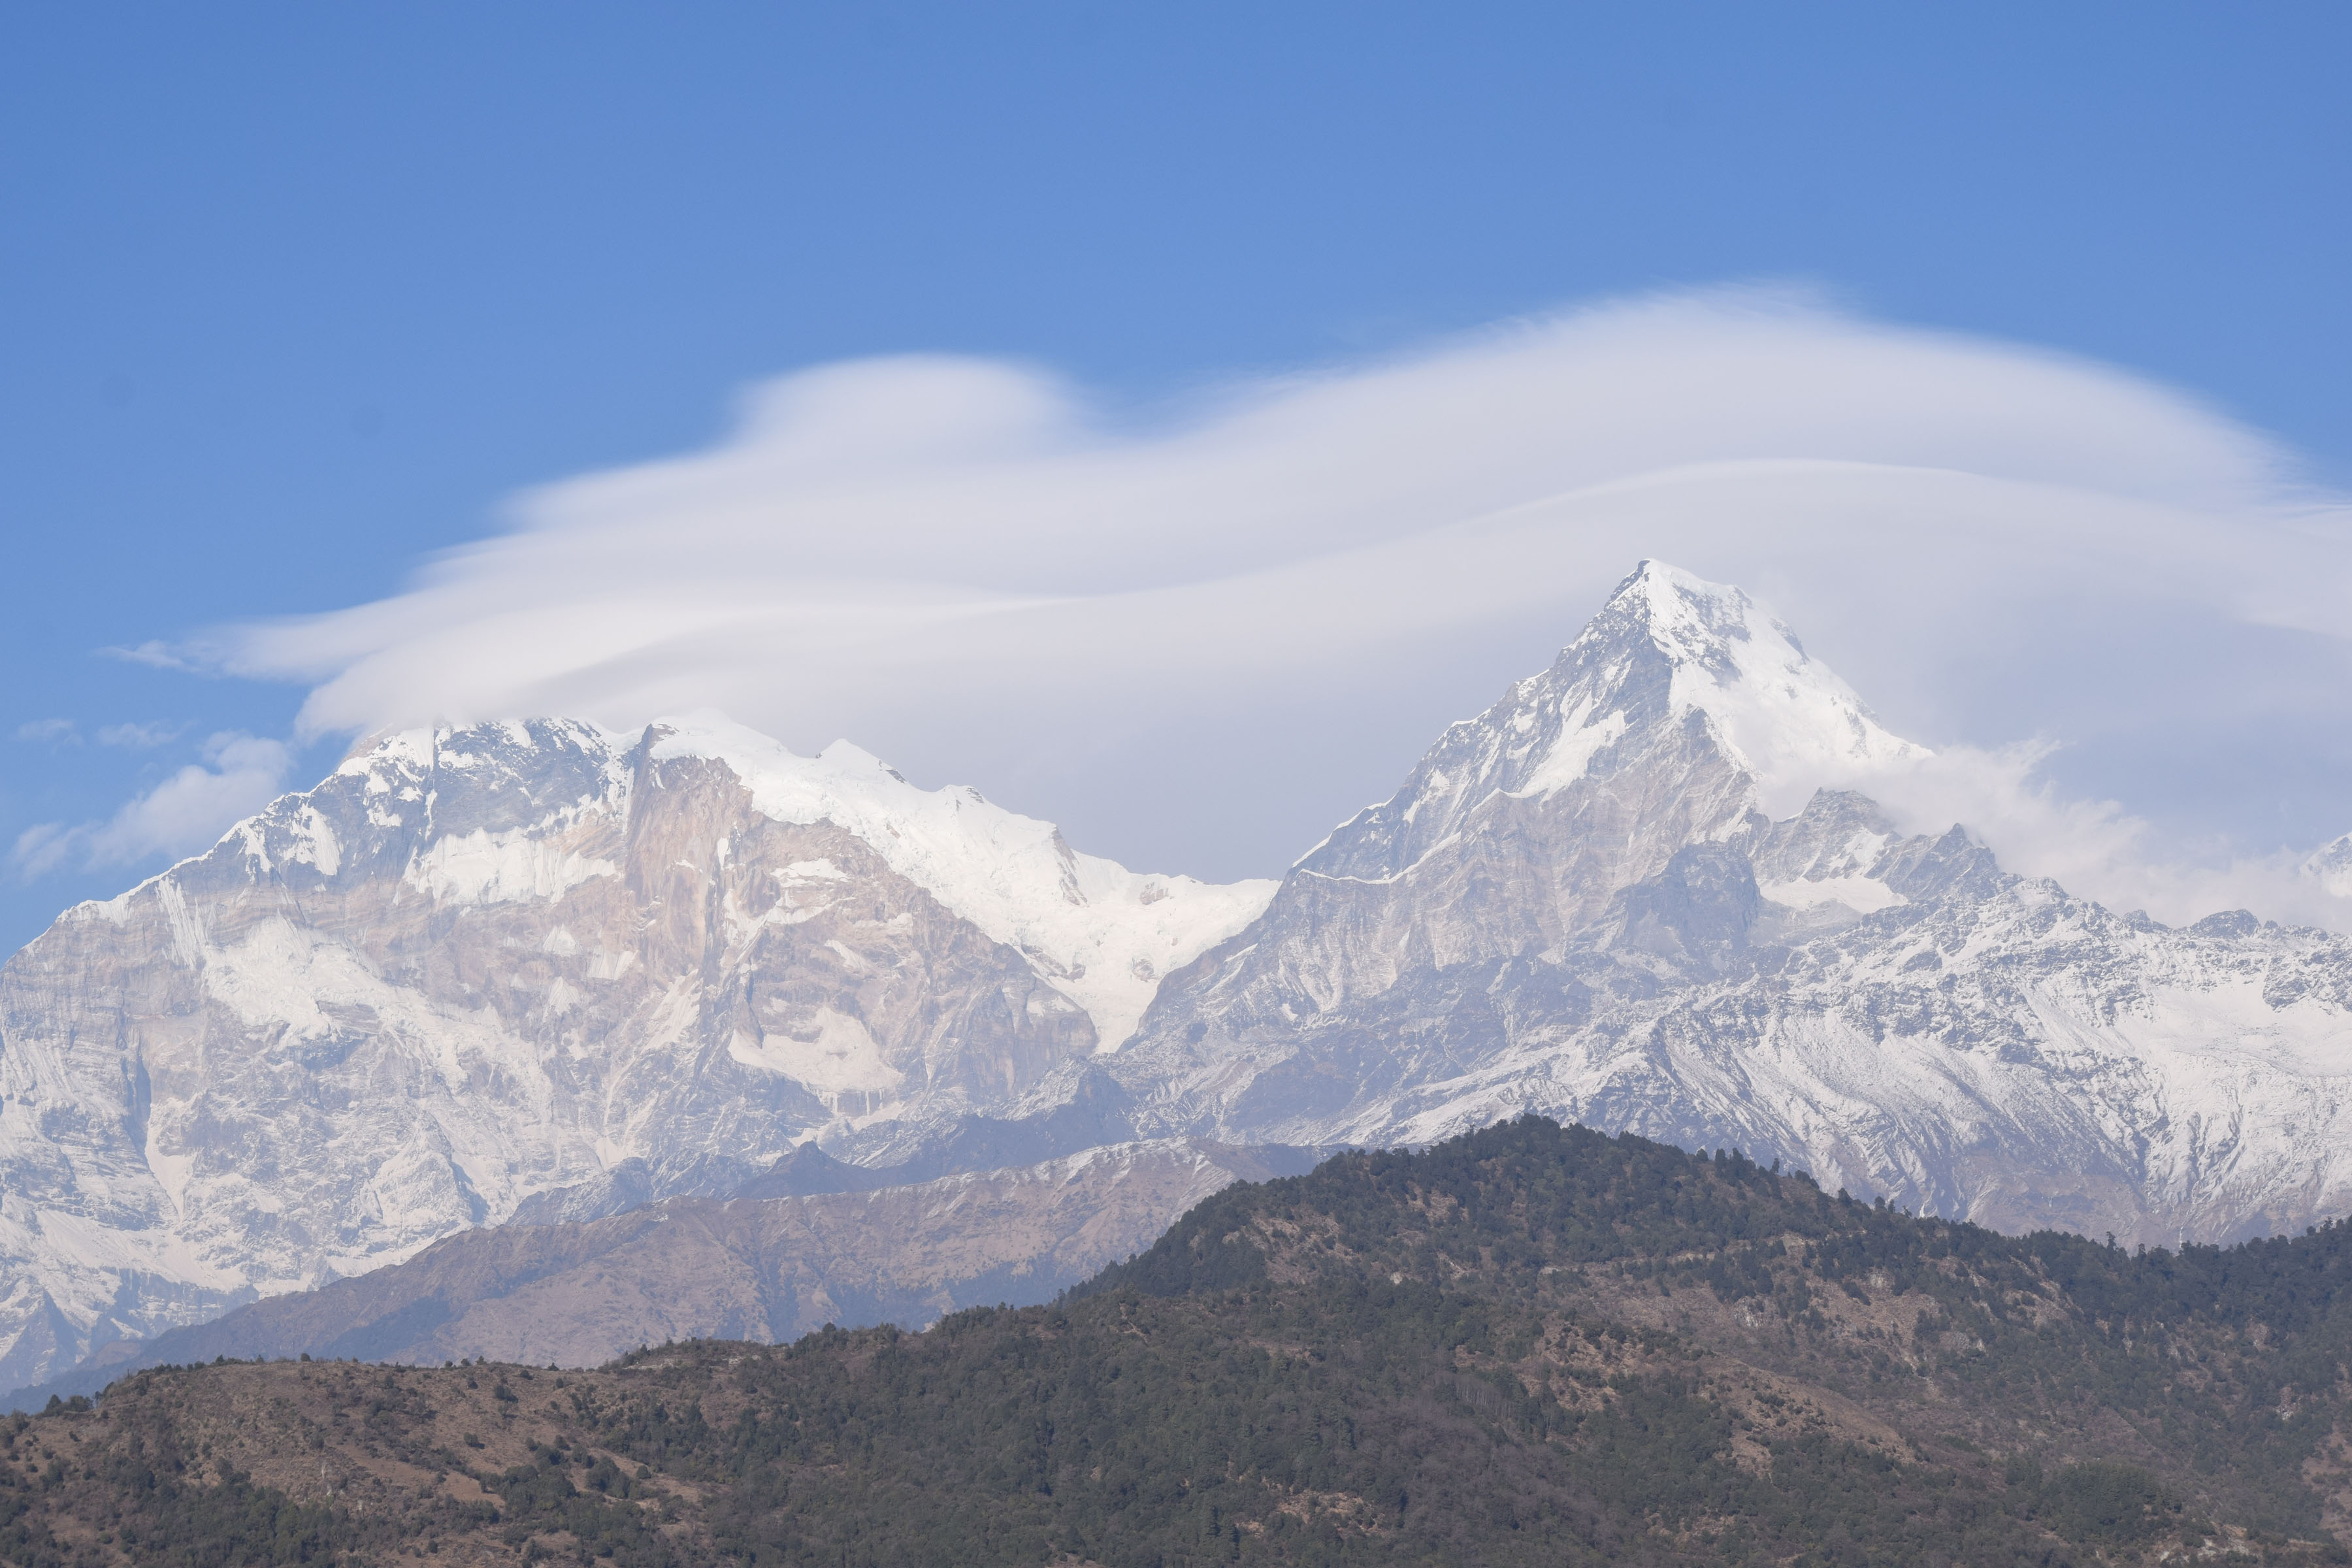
[4, 4, 2349, 952]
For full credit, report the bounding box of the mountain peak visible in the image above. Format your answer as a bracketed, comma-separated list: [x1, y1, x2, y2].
[1573, 561, 1924, 815]
[1578, 558, 1809, 698]
[1297, 563, 1923, 882]
[1602, 557, 1755, 655]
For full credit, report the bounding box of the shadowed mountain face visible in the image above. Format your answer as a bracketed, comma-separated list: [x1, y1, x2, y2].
[1109, 563, 2352, 1249]
[8, 1120, 2352, 1566]
[8, 1140, 1320, 1410]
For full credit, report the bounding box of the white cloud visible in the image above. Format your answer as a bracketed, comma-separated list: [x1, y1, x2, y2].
[101, 640, 204, 672]
[10, 823, 76, 879]
[188, 287, 2352, 926]
[95, 721, 184, 749]
[1832, 742, 2352, 933]
[10, 732, 293, 880]
[14, 719, 78, 744]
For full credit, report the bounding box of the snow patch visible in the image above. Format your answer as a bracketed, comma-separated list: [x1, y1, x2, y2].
[730, 1011, 904, 1100]
[1512, 700, 1628, 797]
[287, 806, 341, 877]
[406, 825, 617, 905]
[1759, 875, 1906, 915]
[157, 880, 206, 970]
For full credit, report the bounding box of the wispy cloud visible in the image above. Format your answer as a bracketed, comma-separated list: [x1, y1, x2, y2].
[16, 719, 188, 751]
[95, 721, 186, 749]
[179, 287, 2351, 924]
[10, 732, 293, 880]
[101, 640, 208, 672]
[1834, 741, 2352, 932]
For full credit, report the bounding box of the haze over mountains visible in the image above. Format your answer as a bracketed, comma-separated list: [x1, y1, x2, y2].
[7, 561, 2351, 1404]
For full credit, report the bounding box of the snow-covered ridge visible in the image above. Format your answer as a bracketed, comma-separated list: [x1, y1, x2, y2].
[155, 706, 1271, 1060]
[307, 712, 1273, 1047]
[646, 714, 1275, 1048]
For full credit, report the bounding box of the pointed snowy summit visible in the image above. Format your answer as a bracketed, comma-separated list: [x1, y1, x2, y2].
[1300, 560, 1922, 882]
[1590, 560, 1923, 796]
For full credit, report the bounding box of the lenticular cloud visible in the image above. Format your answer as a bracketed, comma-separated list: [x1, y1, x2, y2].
[212, 287, 2352, 923]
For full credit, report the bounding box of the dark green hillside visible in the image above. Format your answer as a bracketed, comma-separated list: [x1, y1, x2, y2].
[7, 1119, 2351, 1567]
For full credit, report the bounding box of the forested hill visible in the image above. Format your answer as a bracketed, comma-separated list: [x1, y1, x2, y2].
[8, 1120, 2352, 1568]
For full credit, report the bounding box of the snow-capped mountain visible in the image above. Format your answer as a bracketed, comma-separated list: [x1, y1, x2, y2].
[0, 717, 1273, 1394]
[1108, 563, 2352, 1246]
[1142, 559, 1920, 1021]
[10, 559, 2352, 1401]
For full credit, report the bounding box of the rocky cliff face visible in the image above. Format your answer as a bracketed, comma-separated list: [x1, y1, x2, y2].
[1112, 563, 2352, 1247]
[0, 717, 1273, 1395]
